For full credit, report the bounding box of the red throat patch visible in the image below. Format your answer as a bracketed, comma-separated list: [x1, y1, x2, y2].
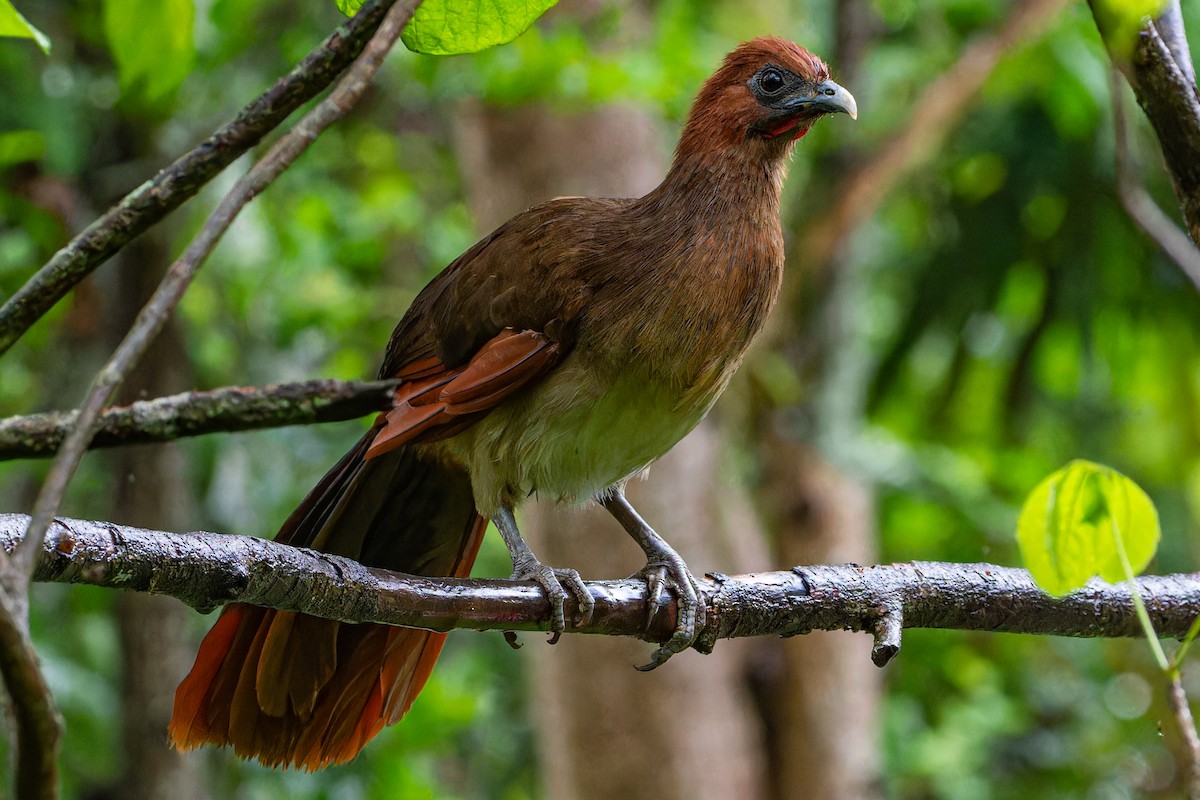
[766, 119, 812, 140]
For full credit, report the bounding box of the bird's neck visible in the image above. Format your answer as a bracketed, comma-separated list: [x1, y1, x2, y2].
[610, 140, 789, 390]
[633, 142, 790, 231]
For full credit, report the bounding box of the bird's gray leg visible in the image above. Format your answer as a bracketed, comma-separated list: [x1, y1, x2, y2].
[597, 489, 706, 670]
[493, 505, 595, 639]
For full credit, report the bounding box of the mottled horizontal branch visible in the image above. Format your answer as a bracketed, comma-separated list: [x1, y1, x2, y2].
[0, 379, 399, 460]
[5, 514, 1199, 661]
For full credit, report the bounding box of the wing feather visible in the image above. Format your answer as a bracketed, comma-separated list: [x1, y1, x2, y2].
[365, 329, 560, 460]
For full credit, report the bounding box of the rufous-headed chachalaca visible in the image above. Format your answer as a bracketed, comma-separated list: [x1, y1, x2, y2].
[170, 36, 856, 770]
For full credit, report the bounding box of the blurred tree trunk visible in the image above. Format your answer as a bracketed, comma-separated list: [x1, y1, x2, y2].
[760, 442, 882, 799]
[454, 100, 772, 800]
[104, 222, 207, 800]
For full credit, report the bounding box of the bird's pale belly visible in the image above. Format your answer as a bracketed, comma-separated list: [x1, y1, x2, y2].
[431, 355, 718, 515]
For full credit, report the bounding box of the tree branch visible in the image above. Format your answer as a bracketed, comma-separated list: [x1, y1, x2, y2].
[0, 0, 399, 357]
[0, 590, 58, 800]
[0, 379, 399, 461]
[1091, 0, 1200, 244]
[8, 514, 1200, 661]
[1110, 65, 1200, 290]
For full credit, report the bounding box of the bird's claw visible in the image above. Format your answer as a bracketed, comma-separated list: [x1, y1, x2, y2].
[510, 559, 595, 636]
[633, 557, 706, 671]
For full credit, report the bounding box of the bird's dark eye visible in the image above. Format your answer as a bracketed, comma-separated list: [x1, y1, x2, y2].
[758, 68, 785, 95]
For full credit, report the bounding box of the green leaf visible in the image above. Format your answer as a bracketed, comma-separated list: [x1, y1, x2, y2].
[1016, 460, 1161, 596]
[102, 0, 196, 105]
[401, 0, 558, 55]
[1091, 0, 1168, 60]
[334, 0, 364, 15]
[0, 1, 50, 53]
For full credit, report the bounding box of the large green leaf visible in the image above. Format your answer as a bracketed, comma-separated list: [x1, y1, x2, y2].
[333, 0, 557, 55]
[0, 1, 49, 53]
[102, 0, 196, 105]
[1016, 460, 1160, 596]
[401, 0, 557, 55]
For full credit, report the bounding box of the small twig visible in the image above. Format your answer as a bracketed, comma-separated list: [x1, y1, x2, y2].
[1110, 66, 1200, 291]
[870, 598, 903, 666]
[1168, 671, 1200, 800]
[0, 379, 400, 461]
[0, 0, 399, 357]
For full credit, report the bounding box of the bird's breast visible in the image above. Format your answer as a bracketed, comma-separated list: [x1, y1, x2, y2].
[433, 354, 711, 514]
[437, 268, 781, 516]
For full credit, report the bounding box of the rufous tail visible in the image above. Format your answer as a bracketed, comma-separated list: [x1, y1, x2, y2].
[168, 431, 485, 770]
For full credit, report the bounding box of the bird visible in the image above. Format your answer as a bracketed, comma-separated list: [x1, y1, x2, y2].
[169, 35, 856, 770]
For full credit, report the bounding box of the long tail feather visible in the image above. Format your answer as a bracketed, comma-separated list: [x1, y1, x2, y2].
[169, 430, 485, 770]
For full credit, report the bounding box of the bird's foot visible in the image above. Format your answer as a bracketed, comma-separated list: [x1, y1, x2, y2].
[596, 489, 707, 670]
[633, 553, 706, 671]
[494, 505, 595, 641]
[509, 555, 595, 640]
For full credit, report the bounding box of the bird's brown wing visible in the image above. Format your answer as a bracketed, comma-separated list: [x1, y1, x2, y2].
[366, 328, 560, 458]
[378, 197, 623, 379]
[367, 198, 618, 457]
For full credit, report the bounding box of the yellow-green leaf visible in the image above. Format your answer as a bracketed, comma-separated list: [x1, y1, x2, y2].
[0, 1, 49, 53]
[1092, 0, 1168, 60]
[400, 0, 558, 55]
[1016, 460, 1160, 596]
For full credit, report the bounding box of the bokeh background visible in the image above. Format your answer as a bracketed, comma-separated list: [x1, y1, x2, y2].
[2, 1, 1200, 797]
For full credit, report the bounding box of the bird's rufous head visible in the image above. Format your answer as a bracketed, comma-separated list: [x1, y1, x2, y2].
[677, 37, 856, 162]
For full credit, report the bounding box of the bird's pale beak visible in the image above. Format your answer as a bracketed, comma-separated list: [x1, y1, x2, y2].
[810, 79, 857, 120]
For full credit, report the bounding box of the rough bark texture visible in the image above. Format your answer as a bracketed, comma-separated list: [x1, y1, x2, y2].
[0, 379, 400, 460]
[1094, 0, 1200, 243]
[7, 514, 1200, 644]
[454, 99, 771, 800]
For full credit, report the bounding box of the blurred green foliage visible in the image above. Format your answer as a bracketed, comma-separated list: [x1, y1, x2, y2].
[1, 0, 1199, 797]
[103, 0, 196, 107]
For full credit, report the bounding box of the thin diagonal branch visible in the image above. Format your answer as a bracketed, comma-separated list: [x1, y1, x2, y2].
[0, 0, 398, 357]
[0, 379, 399, 461]
[1090, 0, 1200, 243]
[0, 590, 58, 800]
[11, 0, 421, 583]
[0, 5, 419, 795]
[1168, 670, 1200, 799]
[1110, 66, 1200, 290]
